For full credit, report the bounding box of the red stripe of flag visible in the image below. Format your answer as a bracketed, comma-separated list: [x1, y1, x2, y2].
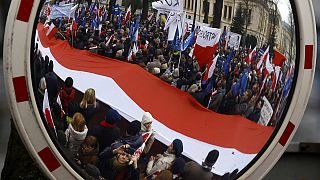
[17, 0, 34, 22]
[13, 76, 29, 102]
[38, 147, 61, 172]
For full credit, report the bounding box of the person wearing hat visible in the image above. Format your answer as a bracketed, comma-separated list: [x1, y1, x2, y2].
[181, 149, 219, 180]
[87, 109, 121, 152]
[99, 144, 140, 180]
[140, 112, 155, 154]
[146, 139, 184, 177]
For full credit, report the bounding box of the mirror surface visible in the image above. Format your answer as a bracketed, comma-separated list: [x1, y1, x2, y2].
[32, 0, 296, 178]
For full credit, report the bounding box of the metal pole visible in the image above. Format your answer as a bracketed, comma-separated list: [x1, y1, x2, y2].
[191, 0, 198, 31]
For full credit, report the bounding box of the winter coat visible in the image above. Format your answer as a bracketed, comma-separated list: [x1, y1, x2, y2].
[181, 161, 213, 180]
[80, 103, 99, 124]
[65, 124, 88, 155]
[59, 86, 75, 113]
[88, 121, 121, 152]
[146, 151, 176, 176]
[45, 72, 58, 105]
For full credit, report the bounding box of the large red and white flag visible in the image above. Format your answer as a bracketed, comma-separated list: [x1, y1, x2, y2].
[194, 26, 221, 68]
[256, 46, 269, 70]
[37, 24, 274, 176]
[46, 23, 58, 39]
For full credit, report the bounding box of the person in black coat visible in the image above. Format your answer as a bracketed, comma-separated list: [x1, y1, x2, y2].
[45, 60, 58, 106]
[88, 109, 121, 152]
[99, 144, 140, 180]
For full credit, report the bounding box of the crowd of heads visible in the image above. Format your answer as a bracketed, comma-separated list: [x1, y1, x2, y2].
[31, 0, 296, 179]
[41, 0, 294, 127]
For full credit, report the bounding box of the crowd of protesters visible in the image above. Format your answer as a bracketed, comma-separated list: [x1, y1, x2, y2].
[32, 45, 239, 179]
[40, 0, 294, 127]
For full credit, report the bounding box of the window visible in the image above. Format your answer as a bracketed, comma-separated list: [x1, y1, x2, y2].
[223, 5, 227, 19]
[184, 0, 186, 8]
[188, 0, 190, 9]
[228, 6, 232, 19]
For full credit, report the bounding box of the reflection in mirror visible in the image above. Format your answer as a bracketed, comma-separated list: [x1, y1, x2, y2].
[32, 0, 296, 178]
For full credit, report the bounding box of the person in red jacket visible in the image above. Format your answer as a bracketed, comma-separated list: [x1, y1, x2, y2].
[60, 77, 75, 114]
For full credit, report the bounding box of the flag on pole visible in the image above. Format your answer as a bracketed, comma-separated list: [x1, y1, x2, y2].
[223, 49, 234, 76]
[265, 53, 274, 75]
[43, 90, 57, 135]
[273, 50, 286, 66]
[172, 27, 181, 51]
[182, 31, 195, 51]
[203, 55, 219, 81]
[46, 23, 58, 39]
[193, 26, 221, 68]
[122, 5, 131, 25]
[256, 46, 269, 70]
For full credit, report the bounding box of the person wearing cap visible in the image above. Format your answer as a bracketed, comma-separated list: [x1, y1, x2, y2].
[87, 109, 121, 152]
[140, 112, 155, 154]
[99, 144, 140, 180]
[181, 149, 219, 180]
[146, 139, 184, 177]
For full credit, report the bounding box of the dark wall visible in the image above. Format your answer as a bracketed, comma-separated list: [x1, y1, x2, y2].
[0, 0, 11, 57]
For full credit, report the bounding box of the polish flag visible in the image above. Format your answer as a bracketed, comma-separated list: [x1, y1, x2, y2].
[70, 20, 77, 37]
[256, 46, 269, 70]
[42, 90, 56, 133]
[246, 46, 256, 65]
[194, 26, 221, 68]
[46, 23, 58, 39]
[37, 24, 274, 175]
[122, 5, 131, 25]
[265, 53, 274, 75]
[203, 54, 219, 80]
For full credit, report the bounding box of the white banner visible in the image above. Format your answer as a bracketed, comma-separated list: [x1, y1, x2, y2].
[51, 3, 76, 19]
[196, 26, 221, 47]
[152, 0, 184, 13]
[227, 32, 241, 50]
[258, 96, 273, 126]
[185, 19, 209, 32]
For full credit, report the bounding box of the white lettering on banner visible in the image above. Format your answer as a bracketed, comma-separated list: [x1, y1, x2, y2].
[51, 3, 76, 19]
[196, 26, 221, 47]
[258, 96, 273, 126]
[227, 32, 241, 50]
[152, 0, 183, 13]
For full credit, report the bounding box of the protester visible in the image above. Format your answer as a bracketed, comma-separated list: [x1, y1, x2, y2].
[182, 149, 219, 180]
[75, 135, 100, 168]
[146, 139, 183, 177]
[59, 77, 75, 114]
[99, 144, 140, 179]
[79, 88, 99, 125]
[140, 112, 155, 154]
[65, 112, 88, 155]
[88, 109, 121, 152]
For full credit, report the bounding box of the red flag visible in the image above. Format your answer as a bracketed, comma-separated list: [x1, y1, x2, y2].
[43, 90, 55, 130]
[194, 27, 221, 68]
[273, 50, 286, 66]
[71, 20, 77, 37]
[46, 23, 58, 39]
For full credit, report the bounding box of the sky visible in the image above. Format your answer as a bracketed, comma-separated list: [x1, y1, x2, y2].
[277, 0, 291, 23]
